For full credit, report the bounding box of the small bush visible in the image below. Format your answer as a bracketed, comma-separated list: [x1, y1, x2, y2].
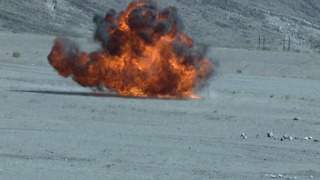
[263, 47, 272, 51]
[294, 49, 300, 53]
[13, 52, 21, 58]
[285, 95, 291, 100]
[310, 39, 320, 49]
[236, 69, 242, 74]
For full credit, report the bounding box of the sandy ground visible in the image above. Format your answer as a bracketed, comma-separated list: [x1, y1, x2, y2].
[1, 31, 320, 179]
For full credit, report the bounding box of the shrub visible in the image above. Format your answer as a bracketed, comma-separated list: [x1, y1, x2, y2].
[236, 69, 242, 74]
[294, 49, 300, 53]
[285, 95, 291, 100]
[13, 52, 21, 58]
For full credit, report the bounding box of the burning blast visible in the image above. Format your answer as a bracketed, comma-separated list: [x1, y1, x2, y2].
[48, 0, 214, 98]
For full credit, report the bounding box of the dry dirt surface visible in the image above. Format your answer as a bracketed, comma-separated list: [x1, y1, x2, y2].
[1, 31, 320, 179]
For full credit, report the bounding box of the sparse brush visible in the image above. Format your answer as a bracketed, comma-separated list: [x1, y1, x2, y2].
[294, 49, 300, 53]
[12, 52, 21, 58]
[285, 95, 291, 100]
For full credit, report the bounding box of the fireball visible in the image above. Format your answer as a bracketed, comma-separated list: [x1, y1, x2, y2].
[48, 0, 214, 98]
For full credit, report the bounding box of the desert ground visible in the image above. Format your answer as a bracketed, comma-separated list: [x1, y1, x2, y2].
[0, 31, 319, 179]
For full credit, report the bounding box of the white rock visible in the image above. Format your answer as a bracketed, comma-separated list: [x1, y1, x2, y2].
[267, 132, 274, 138]
[289, 136, 293, 140]
[270, 174, 276, 178]
[241, 133, 247, 139]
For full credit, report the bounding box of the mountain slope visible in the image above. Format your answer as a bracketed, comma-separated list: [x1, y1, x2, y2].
[0, 0, 319, 51]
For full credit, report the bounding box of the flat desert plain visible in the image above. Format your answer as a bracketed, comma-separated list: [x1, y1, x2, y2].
[1, 32, 320, 179]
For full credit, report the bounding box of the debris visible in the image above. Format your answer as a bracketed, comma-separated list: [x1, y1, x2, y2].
[304, 137, 309, 140]
[293, 177, 297, 179]
[267, 132, 274, 138]
[270, 174, 276, 178]
[314, 139, 319, 142]
[241, 133, 248, 139]
[293, 117, 300, 121]
[283, 135, 293, 141]
[278, 174, 283, 178]
[283, 134, 290, 139]
[309, 136, 313, 140]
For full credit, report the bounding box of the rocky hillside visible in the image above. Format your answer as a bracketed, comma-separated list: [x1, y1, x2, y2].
[1, 0, 320, 51]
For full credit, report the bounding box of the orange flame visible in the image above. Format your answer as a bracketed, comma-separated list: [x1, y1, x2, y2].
[48, 1, 214, 98]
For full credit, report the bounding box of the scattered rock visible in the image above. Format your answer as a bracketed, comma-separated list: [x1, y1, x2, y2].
[241, 133, 247, 139]
[267, 132, 274, 138]
[270, 174, 276, 178]
[304, 136, 313, 140]
[282, 135, 293, 141]
[310, 175, 313, 179]
[283, 134, 290, 139]
[293, 117, 300, 121]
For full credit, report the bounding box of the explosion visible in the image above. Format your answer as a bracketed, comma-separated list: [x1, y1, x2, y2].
[48, 0, 214, 98]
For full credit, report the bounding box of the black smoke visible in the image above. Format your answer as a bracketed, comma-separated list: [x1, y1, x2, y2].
[93, 1, 187, 56]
